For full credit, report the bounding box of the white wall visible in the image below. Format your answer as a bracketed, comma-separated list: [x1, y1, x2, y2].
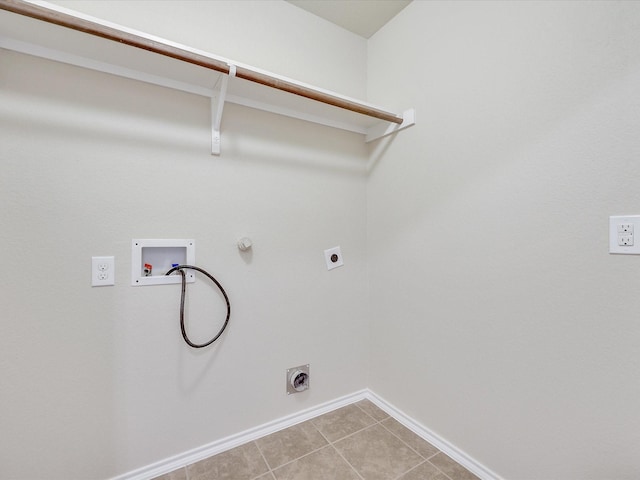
[49, 0, 367, 99]
[367, 1, 640, 479]
[5, 1, 640, 479]
[0, 2, 369, 478]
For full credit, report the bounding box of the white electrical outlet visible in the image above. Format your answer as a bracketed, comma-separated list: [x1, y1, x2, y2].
[617, 223, 634, 246]
[610, 216, 640, 254]
[92, 256, 115, 286]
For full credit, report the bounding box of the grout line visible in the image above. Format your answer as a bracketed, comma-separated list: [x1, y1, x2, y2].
[311, 414, 366, 480]
[269, 444, 333, 473]
[308, 404, 379, 445]
[320, 430, 366, 480]
[353, 398, 390, 423]
[259, 472, 276, 480]
[342, 401, 452, 480]
[391, 459, 429, 480]
[378, 416, 442, 462]
[312, 420, 333, 445]
[379, 420, 426, 459]
[388, 457, 454, 480]
[265, 417, 336, 472]
[252, 440, 274, 477]
[329, 401, 405, 479]
[326, 421, 378, 445]
[116, 390, 494, 480]
[250, 471, 276, 480]
[179, 400, 464, 480]
[258, 407, 377, 477]
[330, 443, 366, 480]
[426, 456, 455, 480]
[365, 391, 494, 480]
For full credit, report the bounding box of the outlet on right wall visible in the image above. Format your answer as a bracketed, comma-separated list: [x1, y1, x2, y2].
[367, 1, 640, 479]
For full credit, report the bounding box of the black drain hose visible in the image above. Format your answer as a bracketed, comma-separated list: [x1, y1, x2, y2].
[166, 265, 231, 348]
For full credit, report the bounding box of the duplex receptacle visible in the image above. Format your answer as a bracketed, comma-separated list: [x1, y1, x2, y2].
[610, 216, 640, 254]
[92, 256, 115, 286]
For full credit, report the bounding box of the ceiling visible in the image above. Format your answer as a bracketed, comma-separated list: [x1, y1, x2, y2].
[286, 0, 412, 39]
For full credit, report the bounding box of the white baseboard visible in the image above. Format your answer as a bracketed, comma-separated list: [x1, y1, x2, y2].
[111, 388, 502, 480]
[364, 390, 503, 480]
[110, 389, 369, 480]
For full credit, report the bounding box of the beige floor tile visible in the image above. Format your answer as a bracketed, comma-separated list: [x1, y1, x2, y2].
[255, 473, 277, 480]
[355, 399, 389, 421]
[151, 468, 187, 480]
[256, 420, 328, 469]
[398, 461, 449, 480]
[187, 442, 269, 480]
[272, 445, 360, 480]
[311, 404, 377, 442]
[429, 452, 480, 480]
[381, 418, 440, 459]
[173, 403, 482, 480]
[334, 423, 423, 480]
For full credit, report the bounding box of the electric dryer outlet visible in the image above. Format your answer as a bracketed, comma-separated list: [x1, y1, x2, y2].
[286, 364, 309, 395]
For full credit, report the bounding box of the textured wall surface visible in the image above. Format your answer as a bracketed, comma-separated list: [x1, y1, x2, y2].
[0, 2, 369, 478]
[367, 1, 640, 479]
[4, 1, 640, 478]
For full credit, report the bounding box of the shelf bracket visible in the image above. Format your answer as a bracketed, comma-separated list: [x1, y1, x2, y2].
[211, 64, 236, 156]
[365, 108, 416, 143]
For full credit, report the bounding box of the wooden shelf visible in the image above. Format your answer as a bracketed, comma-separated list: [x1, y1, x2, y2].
[0, 0, 415, 153]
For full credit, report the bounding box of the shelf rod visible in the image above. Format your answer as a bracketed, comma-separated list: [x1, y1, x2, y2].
[0, 0, 404, 125]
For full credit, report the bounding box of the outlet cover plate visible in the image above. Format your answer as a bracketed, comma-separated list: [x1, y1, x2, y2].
[92, 256, 115, 286]
[132, 239, 195, 286]
[609, 216, 640, 254]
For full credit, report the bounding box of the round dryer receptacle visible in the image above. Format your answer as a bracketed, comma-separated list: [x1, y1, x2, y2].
[290, 370, 308, 392]
[286, 364, 310, 395]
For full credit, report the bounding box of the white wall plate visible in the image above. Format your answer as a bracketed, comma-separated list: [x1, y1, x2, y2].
[132, 239, 195, 286]
[609, 216, 640, 254]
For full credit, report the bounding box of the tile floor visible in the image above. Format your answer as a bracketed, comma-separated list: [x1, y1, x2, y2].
[154, 400, 480, 480]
